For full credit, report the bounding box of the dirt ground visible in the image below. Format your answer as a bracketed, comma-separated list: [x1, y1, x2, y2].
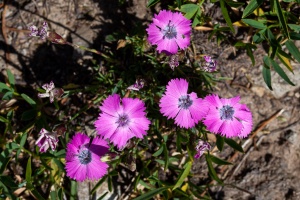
[1, 0, 300, 200]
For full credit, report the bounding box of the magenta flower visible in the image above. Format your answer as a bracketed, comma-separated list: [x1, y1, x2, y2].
[36, 128, 59, 153]
[202, 95, 252, 138]
[159, 79, 206, 128]
[65, 133, 109, 182]
[203, 56, 217, 72]
[38, 81, 64, 103]
[28, 21, 48, 40]
[146, 10, 191, 55]
[94, 94, 151, 149]
[194, 140, 211, 159]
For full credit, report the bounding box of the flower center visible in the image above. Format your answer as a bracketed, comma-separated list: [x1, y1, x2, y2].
[116, 114, 129, 127]
[178, 95, 193, 109]
[78, 148, 92, 165]
[162, 21, 177, 39]
[219, 105, 235, 120]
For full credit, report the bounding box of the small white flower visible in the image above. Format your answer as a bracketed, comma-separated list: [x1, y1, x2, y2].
[38, 81, 64, 103]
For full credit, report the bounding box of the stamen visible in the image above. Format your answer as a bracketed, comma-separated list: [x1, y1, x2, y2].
[78, 148, 92, 164]
[219, 105, 235, 120]
[162, 20, 177, 39]
[178, 95, 193, 109]
[116, 114, 129, 127]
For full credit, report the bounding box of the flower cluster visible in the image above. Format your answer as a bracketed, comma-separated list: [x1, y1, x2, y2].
[160, 79, 252, 137]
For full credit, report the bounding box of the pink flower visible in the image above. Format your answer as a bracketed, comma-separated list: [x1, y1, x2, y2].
[65, 133, 109, 182]
[146, 10, 191, 55]
[202, 95, 252, 138]
[194, 140, 211, 159]
[159, 79, 206, 128]
[203, 56, 217, 72]
[38, 81, 64, 103]
[35, 128, 59, 153]
[94, 94, 151, 149]
[28, 21, 48, 40]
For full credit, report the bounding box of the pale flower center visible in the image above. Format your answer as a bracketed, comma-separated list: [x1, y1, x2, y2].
[116, 113, 129, 127]
[178, 95, 193, 109]
[219, 105, 235, 120]
[78, 147, 92, 165]
[162, 21, 177, 39]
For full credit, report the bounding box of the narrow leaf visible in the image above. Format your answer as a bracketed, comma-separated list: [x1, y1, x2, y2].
[216, 135, 224, 151]
[270, 59, 295, 86]
[20, 133, 27, 148]
[276, 49, 293, 72]
[242, 0, 264, 18]
[173, 161, 192, 191]
[153, 146, 164, 157]
[263, 64, 272, 90]
[242, 19, 266, 29]
[274, 0, 289, 38]
[0, 82, 11, 92]
[224, 138, 244, 153]
[210, 155, 233, 165]
[285, 39, 300, 63]
[21, 93, 36, 107]
[205, 154, 222, 184]
[25, 157, 32, 183]
[133, 186, 169, 200]
[288, 24, 300, 32]
[6, 70, 15, 88]
[147, 0, 160, 7]
[220, 0, 235, 33]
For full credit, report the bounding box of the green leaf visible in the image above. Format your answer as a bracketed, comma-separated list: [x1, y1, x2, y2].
[172, 161, 192, 191]
[153, 146, 164, 157]
[180, 4, 199, 19]
[224, 138, 244, 153]
[242, 0, 264, 18]
[162, 143, 169, 170]
[216, 135, 224, 151]
[253, 30, 266, 43]
[0, 82, 11, 92]
[70, 180, 77, 200]
[288, 24, 300, 32]
[220, 0, 235, 33]
[133, 186, 170, 200]
[21, 109, 37, 121]
[0, 115, 9, 123]
[210, 155, 233, 165]
[246, 45, 256, 65]
[263, 57, 273, 90]
[21, 93, 36, 107]
[270, 59, 295, 86]
[6, 70, 15, 88]
[20, 133, 27, 148]
[25, 157, 32, 183]
[205, 154, 223, 184]
[2, 91, 13, 100]
[147, 0, 160, 7]
[285, 39, 300, 63]
[242, 19, 266, 29]
[276, 49, 293, 72]
[274, 0, 289, 38]
[226, 1, 245, 8]
[290, 32, 300, 40]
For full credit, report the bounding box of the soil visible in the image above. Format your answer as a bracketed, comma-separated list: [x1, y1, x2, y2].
[1, 1, 300, 200]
